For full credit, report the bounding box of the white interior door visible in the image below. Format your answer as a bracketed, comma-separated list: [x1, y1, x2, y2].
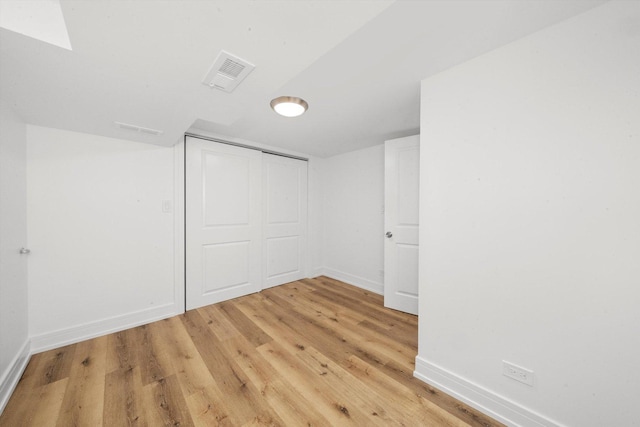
[384, 135, 420, 315]
[262, 153, 308, 288]
[185, 136, 262, 310]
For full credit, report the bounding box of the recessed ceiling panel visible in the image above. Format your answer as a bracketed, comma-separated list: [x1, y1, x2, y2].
[0, 0, 71, 50]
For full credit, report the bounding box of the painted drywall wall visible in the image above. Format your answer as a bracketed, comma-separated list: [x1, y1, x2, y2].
[0, 102, 30, 411]
[27, 126, 179, 351]
[415, 2, 640, 426]
[307, 156, 325, 277]
[323, 144, 384, 293]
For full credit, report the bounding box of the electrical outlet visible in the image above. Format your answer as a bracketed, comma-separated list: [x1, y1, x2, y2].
[503, 361, 534, 386]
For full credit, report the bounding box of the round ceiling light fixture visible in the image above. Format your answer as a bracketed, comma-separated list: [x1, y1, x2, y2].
[270, 96, 308, 118]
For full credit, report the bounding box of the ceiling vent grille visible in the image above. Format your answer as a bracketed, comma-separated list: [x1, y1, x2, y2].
[202, 50, 255, 93]
[114, 121, 164, 136]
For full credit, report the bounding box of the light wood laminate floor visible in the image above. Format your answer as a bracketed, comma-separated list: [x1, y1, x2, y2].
[0, 277, 502, 426]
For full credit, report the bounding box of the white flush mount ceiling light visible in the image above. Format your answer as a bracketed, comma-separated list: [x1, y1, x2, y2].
[270, 96, 309, 118]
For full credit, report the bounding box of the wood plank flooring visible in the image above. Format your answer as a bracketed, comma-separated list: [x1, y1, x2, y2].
[0, 277, 503, 427]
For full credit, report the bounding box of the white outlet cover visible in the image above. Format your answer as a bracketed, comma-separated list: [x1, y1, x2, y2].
[503, 360, 534, 386]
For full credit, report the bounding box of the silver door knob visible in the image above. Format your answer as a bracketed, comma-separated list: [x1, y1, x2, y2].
[19, 248, 30, 255]
[385, 232, 393, 238]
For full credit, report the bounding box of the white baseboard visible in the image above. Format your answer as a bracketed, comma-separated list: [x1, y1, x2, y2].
[414, 356, 564, 427]
[321, 267, 384, 295]
[0, 339, 30, 415]
[30, 302, 180, 353]
[308, 267, 324, 278]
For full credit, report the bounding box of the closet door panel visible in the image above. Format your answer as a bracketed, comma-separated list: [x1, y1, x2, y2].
[263, 154, 308, 288]
[185, 137, 262, 310]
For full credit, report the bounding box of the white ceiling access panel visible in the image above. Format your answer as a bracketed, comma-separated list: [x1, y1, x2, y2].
[202, 50, 255, 93]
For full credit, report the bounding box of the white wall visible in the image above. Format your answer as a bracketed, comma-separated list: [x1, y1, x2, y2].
[323, 144, 384, 293]
[307, 156, 325, 277]
[415, 2, 640, 427]
[27, 126, 180, 351]
[0, 102, 30, 412]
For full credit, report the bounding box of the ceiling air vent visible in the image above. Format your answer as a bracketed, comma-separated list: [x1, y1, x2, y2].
[202, 50, 255, 93]
[114, 121, 164, 136]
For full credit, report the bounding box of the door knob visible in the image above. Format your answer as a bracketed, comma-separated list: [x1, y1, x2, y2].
[19, 248, 30, 255]
[385, 232, 393, 238]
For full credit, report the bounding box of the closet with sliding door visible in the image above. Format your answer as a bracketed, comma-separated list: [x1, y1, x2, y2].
[184, 135, 307, 310]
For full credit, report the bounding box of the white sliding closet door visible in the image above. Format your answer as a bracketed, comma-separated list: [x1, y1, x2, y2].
[185, 136, 262, 310]
[262, 153, 308, 288]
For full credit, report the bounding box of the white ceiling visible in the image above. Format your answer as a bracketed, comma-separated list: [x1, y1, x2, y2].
[0, 0, 607, 158]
